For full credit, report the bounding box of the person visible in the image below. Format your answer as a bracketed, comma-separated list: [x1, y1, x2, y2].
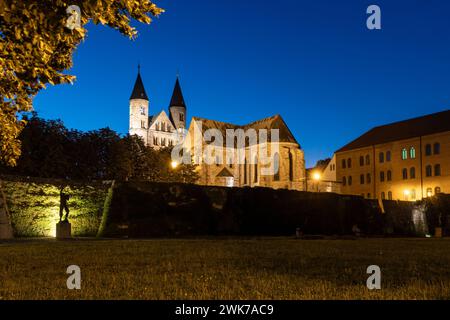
[59, 187, 70, 222]
[352, 224, 361, 237]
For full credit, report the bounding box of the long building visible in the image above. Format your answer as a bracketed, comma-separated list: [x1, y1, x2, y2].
[334, 110, 450, 201]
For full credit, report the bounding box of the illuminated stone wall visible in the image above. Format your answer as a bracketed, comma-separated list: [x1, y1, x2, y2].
[1, 175, 111, 237]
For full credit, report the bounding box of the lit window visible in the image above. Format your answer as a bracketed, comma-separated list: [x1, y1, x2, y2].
[401, 148, 408, 160]
[410, 147, 416, 159]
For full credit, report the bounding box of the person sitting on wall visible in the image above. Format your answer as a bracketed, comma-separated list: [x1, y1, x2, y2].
[59, 187, 70, 222]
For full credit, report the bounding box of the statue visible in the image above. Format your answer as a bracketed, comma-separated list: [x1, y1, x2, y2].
[59, 187, 70, 222]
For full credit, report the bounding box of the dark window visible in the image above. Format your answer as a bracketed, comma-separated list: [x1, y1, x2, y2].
[342, 176, 347, 186]
[342, 159, 346, 169]
[367, 173, 371, 184]
[426, 165, 432, 177]
[348, 176, 353, 186]
[379, 152, 384, 163]
[244, 159, 247, 184]
[387, 170, 392, 181]
[402, 168, 408, 180]
[254, 157, 258, 183]
[365, 155, 370, 165]
[410, 167, 416, 179]
[425, 144, 432, 156]
[179, 113, 184, 122]
[388, 191, 393, 200]
[435, 164, 441, 176]
[289, 152, 294, 181]
[380, 171, 385, 182]
[360, 156, 364, 166]
[273, 153, 280, 181]
[386, 151, 391, 162]
[347, 158, 352, 168]
[360, 174, 365, 185]
[434, 143, 440, 155]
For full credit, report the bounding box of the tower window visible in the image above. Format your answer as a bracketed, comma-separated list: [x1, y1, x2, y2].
[140, 106, 146, 115]
[386, 151, 391, 162]
[410, 147, 416, 159]
[425, 144, 432, 156]
[401, 148, 408, 160]
[379, 152, 384, 163]
[141, 120, 146, 129]
[180, 113, 185, 122]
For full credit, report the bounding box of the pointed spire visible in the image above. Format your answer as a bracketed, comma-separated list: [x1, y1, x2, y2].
[169, 77, 186, 109]
[130, 65, 148, 100]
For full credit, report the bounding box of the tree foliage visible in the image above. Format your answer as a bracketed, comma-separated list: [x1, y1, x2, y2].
[0, 0, 163, 166]
[0, 113, 199, 183]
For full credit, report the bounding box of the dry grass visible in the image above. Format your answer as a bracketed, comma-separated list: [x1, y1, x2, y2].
[1, 238, 450, 300]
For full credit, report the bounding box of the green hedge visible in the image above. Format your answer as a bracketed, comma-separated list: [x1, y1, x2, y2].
[1, 175, 111, 237]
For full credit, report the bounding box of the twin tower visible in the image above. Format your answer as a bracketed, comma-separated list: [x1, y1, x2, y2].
[129, 68, 187, 148]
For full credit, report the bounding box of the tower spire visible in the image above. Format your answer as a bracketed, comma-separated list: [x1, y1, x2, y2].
[169, 77, 186, 109]
[130, 66, 148, 101]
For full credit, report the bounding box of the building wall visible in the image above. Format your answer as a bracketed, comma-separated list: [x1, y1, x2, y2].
[336, 131, 450, 200]
[129, 98, 149, 144]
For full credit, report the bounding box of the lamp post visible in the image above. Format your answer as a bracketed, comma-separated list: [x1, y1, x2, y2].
[313, 172, 321, 192]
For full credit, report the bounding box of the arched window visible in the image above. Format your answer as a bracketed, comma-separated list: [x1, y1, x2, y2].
[426, 165, 432, 177]
[347, 158, 352, 168]
[365, 155, 370, 165]
[348, 176, 353, 186]
[379, 152, 384, 163]
[380, 171, 385, 182]
[401, 148, 408, 160]
[254, 157, 258, 183]
[435, 187, 441, 194]
[381, 192, 386, 200]
[388, 191, 393, 200]
[410, 167, 416, 179]
[425, 144, 432, 156]
[402, 168, 408, 180]
[387, 170, 392, 181]
[342, 159, 346, 169]
[360, 156, 364, 166]
[386, 151, 391, 162]
[434, 143, 440, 155]
[360, 174, 365, 185]
[273, 153, 280, 181]
[366, 173, 371, 184]
[342, 176, 347, 186]
[410, 147, 416, 159]
[435, 164, 441, 176]
[289, 152, 294, 181]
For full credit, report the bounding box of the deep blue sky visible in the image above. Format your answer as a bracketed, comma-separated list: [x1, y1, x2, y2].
[33, 0, 450, 167]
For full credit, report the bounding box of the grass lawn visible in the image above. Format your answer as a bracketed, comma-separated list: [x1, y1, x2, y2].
[0, 238, 450, 300]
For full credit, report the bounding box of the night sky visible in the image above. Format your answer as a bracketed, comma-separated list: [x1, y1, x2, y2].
[33, 0, 450, 167]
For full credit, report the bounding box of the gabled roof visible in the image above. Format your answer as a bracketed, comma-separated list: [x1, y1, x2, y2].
[336, 110, 450, 153]
[149, 110, 176, 129]
[169, 77, 186, 109]
[216, 167, 234, 178]
[130, 71, 149, 101]
[191, 114, 300, 146]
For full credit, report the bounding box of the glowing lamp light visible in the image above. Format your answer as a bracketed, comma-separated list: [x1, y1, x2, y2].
[403, 189, 411, 196]
[312, 172, 321, 181]
[171, 161, 179, 169]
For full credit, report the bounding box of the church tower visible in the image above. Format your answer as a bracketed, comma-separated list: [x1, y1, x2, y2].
[129, 66, 149, 143]
[169, 77, 187, 131]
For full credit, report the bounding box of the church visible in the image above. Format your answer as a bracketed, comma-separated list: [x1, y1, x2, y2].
[129, 69, 306, 191]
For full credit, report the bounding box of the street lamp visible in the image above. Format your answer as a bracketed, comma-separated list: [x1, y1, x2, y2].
[403, 189, 410, 200]
[171, 161, 179, 169]
[312, 172, 321, 192]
